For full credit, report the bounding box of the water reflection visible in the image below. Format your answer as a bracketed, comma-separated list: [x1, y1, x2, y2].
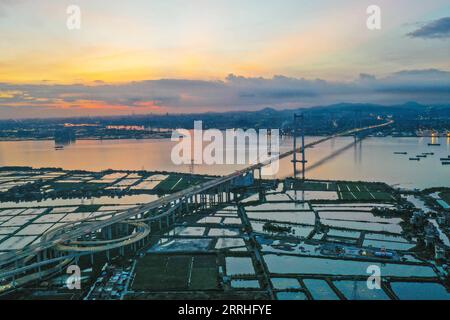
[1, 136, 450, 188]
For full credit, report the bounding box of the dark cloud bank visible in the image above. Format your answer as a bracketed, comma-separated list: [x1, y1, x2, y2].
[407, 17, 450, 39]
[0, 69, 450, 119]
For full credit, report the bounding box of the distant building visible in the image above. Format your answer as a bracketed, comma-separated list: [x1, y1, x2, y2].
[416, 129, 450, 137]
[436, 213, 449, 227]
[435, 243, 446, 260]
[424, 223, 439, 247]
[410, 210, 427, 228]
[54, 127, 76, 144]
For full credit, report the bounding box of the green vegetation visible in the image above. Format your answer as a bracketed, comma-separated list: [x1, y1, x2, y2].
[155, 175, 207, 193]
[132, 254, 218, 291]
[52, 182, 108, 192]
[293, 180, 337, 191]
[75, 205, 101, 213]
[290, 180, 396, 201]
[51, 182, 84, 191]
[439, 192, 450, 206]
[189, 255, 219, 290]
[337, 182, 395, 201]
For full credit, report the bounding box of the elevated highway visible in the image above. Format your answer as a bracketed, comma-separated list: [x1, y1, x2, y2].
[0, 120, 393, 290]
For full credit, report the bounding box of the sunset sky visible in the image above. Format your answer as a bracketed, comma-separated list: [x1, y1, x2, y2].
[0, 0, 450, 118]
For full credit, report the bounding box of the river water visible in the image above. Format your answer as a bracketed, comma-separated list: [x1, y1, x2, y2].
[0, 136, 449, 189]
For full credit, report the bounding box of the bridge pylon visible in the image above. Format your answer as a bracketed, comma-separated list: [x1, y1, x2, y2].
[292, 113, 307, 181]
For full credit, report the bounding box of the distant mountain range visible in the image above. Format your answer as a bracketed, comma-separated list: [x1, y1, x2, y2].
[1, 102, 449, 136]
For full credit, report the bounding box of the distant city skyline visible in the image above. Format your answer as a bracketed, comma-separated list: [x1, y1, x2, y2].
[0, 0, 450, 118]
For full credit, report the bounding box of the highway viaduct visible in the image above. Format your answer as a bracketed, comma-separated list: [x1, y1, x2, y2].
[0, 120, 393, 293]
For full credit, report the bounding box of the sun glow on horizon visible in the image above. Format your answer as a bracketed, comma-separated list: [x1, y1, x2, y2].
[0, 0, 449, 117]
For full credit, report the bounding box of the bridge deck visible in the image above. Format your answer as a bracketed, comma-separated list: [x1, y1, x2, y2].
[0, 120, 393, 268]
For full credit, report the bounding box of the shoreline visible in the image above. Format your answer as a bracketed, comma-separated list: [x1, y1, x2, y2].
[0, 135, 173, 142]
[0, 134, 446, 143]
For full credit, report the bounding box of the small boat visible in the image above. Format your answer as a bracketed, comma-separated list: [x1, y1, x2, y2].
[394, 152, 407, 155]
[409, 157, 420, 161]
[54, 145, 64, 150]
[422, 152, 434, 155]
[428, 143, 441, 146]
[440, 157, 450, 161]
[417, 155, 427, 158]
[442, 162, 450, 165]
